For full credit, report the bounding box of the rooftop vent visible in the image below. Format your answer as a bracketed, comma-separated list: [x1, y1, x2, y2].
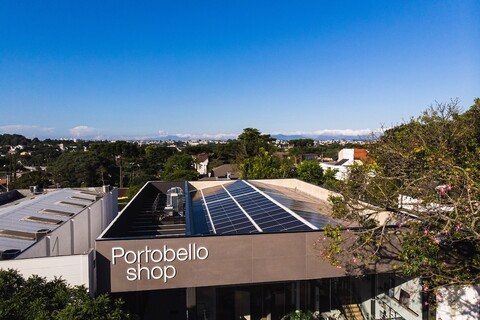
[23, 216, 63, 225]
[40, 208, 74, 217]
[0, 229, 36, 241]
[29, 185, 43, 194]
[69, 196, 94, 203]
[57, 201, 86, 208]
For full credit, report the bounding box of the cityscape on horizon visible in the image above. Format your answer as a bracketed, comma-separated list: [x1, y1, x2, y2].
[0, 1, 479, 319]
[1, 1, 478, 140]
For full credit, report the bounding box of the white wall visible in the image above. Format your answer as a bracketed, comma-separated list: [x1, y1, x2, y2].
[19, 189, 117, 259]
[338, 149, 354, 164]
[437, 285, 480, 320]
[0, 251, 94, 290]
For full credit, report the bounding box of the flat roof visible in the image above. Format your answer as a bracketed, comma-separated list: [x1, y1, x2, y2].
[0, 188, 102, 253]
[100, 179, 355, 240]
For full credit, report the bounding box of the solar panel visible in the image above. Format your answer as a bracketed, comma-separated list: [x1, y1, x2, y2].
[190, 180, 316, 235]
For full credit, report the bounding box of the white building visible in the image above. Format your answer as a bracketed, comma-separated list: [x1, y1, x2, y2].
[0, 187, 117, 292]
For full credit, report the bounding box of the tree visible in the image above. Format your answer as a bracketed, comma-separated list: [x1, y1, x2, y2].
[10, 171, 51, 189]
[49, 152, 113, 187]
[237, 128, 275, 159]
[240, 148, 281, 179]
[0, 269, 133, 319]
[161, 154, 199, 181]
[323, 99, 480, 289]
[297, 160, 324, 185]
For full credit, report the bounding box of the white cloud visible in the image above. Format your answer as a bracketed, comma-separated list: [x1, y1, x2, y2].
[0, 125, 55, 138]
[273, 128, 383, 137]
[69, 125, 97, 137]
[173, 133, 238, 140]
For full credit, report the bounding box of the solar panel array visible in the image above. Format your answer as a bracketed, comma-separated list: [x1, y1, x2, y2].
[192, 180, 316, 235]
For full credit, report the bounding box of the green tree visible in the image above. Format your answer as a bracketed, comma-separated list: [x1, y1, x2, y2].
[161, 154, 199, 181]
[237, 128, 275, 159]
[297, 160, 324, 185]
[323, 99, 480, 288]
[0, 269, 133, 319]
[10, 171, 51, 189]
[240, 148, 282, 179]
[49, 152, 112, 187]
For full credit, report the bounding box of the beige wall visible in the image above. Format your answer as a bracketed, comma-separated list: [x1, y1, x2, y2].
[96, 231, 346, 293]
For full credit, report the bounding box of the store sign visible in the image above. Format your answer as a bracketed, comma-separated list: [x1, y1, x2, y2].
[111, 244, 209, 282]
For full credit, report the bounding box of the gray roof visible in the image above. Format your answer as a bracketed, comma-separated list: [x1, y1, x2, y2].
[0, 189, 102, 253]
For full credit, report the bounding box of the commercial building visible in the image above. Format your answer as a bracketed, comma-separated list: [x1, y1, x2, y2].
[96, 179, 426, 320]
[0, 187, 117, 290]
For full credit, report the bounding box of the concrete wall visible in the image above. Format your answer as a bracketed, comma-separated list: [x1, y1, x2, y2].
[250, 178, 337, 202]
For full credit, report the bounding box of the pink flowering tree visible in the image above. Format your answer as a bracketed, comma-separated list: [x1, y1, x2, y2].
[322, 99, 480, 290]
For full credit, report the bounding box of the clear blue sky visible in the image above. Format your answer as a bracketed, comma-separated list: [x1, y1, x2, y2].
[1, 0, 479, 140]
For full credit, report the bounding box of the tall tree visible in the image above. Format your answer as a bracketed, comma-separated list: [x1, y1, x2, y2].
[237, 128, 275, 159]
[323, 99, 480, 288]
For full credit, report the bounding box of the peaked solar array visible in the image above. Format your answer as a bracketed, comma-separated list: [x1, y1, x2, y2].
[191, 180, 317, 235]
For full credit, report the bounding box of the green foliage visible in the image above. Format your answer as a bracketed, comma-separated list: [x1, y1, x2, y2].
[289, 139, 314, 148]
[0, 134, 31, 146]
[10, 171, 51, 189]
[325, 99, 480, 287]
[237, 128, 275, 159]
[240, 148, 280, 179]
[297, 160, 324, 185]
[49, 152, 113, 187]
[161, 154, 199, 181]
[284, 310, 316, 320]
[0, 269, 133, 319]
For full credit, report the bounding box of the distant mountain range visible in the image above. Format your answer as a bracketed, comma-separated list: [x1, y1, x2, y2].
[144, 134, 368, 142]
[271, 134, 367, 141]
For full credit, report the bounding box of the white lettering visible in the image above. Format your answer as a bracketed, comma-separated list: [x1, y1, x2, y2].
[151, 249, 163, 263]
[164, 245, 176, 262]
[151, 266, 163, 280]
[197, 246, 209, 260]
[177, 248, 188, 261]
[112, 243, 209, 283]
[112, 247, 125, 265]
[124, 250, 137, 264]
[164, 265, 176, 281]
[126, 267, 137, 281]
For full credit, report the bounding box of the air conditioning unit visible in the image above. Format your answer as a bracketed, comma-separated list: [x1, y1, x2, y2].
[165, 187, 184, 214]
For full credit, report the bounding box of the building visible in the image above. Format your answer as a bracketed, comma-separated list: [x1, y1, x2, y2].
[96, 179, 426, 320]
[209, 163, 239, 180]
[320, 148, 368, 180]
[193, 153, 210, 176]
[0, 187, 117, 291]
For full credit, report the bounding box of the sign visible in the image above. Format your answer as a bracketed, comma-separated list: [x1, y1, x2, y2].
[111, 243, 209, 282]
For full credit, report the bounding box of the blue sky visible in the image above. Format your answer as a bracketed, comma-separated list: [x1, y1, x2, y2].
[1, 1, 479, 140]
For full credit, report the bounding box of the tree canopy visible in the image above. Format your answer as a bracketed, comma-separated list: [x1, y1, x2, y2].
[0, 269, 133, 319]
[324, 99, 480, 288]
